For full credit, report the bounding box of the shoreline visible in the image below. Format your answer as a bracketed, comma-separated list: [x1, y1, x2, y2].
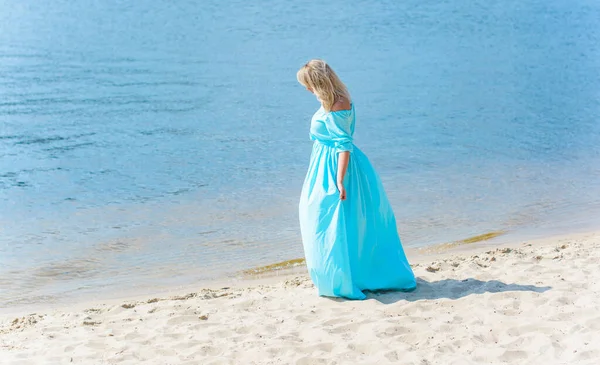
[2, 228, 597, 317]
[2, 229, 598, 363]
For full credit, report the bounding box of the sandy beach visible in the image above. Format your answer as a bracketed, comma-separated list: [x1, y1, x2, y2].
[1, 231, 599, 365]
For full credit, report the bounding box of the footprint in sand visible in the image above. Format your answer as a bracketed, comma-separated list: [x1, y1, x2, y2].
[207, 329, 235, 338]
[234, 326, 251, 335]
[85, 339, 107, 350]
[321, 317, 348, 327]
[295, 357, 328, 365]
[575, 349, 600, 361]
[498, 350, 528, 362]
[385, 350, 400, 361]
[301, 342, 334, 353]
[346, 342, 388, 355]
[166, 315, 201, 326]
[377, 325, 411, 338]
[583, 316, 600, 331]
[187, 345, 222, 357]
[294, 314, 318, 323]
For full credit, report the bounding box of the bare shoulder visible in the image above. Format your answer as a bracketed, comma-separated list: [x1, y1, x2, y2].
[331, 98, 352, 112]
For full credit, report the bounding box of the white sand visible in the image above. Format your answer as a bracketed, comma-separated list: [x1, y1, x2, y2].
[2, 232, 600, 365]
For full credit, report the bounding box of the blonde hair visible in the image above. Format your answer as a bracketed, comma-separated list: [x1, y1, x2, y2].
[296, 59, 351, 112]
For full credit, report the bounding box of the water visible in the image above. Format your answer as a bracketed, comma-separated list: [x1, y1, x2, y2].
[1, 0, 600, 308]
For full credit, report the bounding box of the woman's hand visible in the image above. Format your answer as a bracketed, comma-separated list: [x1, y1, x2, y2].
[336, 151, 350, 201]
[337, 181, 347, 200]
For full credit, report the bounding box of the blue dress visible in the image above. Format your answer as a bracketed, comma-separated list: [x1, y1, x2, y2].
[299, 104, 416, 300]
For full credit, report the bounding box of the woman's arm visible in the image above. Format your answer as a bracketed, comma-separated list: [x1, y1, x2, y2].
[330, 98, 352, 200]
[337, 151, 350, 200]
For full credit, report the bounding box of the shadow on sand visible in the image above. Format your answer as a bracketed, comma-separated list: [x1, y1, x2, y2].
[362, 278, 551, 304]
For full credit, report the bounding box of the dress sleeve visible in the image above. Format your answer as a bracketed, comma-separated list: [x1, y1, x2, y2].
[324, 112, 353, 153]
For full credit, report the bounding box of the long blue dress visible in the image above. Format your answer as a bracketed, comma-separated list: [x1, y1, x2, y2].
[299, 104, 416, 300]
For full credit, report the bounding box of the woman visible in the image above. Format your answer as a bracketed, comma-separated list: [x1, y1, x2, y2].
[297, 59, 416, 300]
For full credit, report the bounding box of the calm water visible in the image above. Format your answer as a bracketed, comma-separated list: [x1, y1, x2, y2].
[1, 0, 600, 308]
